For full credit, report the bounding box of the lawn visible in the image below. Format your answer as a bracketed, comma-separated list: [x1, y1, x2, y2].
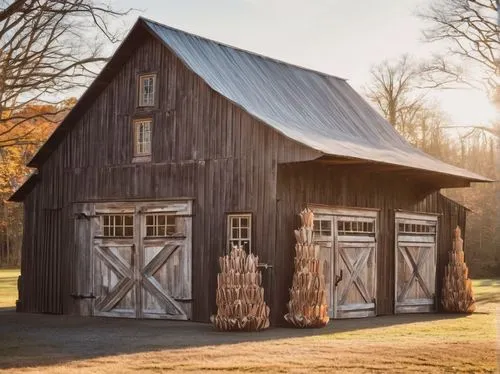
[0, 271, 497, 373]
[0, 268, 19, 308]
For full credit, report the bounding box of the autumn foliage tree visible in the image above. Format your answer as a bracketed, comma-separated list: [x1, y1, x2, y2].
[0, 1, 130, 148]
[0, 101, 75, 266]
[0, 1, 130, 266]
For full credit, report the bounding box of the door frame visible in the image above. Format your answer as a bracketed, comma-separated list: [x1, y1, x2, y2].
[394, 210, 439, 314]
[83, 200, 193, 319]
[309, 204, 379, 319]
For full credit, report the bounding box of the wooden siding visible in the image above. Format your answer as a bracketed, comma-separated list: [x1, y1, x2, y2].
[17, 31, 467, 324]
[275, 163, 466, 318]
[17, 33, 319, 323]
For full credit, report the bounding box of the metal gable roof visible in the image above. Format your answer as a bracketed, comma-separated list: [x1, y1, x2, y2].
[144, 18, 491, 182]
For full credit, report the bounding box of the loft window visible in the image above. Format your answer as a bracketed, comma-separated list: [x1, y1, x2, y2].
[134, 119, 152, 156]
[138, 74, 156, 107]
[227, 214, 251, 252]
[101, 214, 134, 237]
[145, 214, 179, 237]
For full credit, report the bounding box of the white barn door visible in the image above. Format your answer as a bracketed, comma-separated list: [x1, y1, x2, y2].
[395, 212, 438, 314]
[312, 207, 378, 319]
[334, 215, 377, 318]
[90, 201, 192, 319]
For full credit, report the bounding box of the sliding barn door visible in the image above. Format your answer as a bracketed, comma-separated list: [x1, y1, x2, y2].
[312, 207, 378, 319]
[92, 209, 137, 318]
[90, 201, 192, 319]
[395, 212, 438, 314]
[334, 215, 377, 318]
[140, 206, 192, 320]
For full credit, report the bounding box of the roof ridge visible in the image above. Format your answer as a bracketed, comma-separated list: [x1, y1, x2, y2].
[140, 16, 347, 82]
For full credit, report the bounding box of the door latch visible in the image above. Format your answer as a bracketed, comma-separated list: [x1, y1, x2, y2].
[335, 269, 343, 286]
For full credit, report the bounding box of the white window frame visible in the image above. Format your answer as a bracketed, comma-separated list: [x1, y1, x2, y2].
[134, 118, 152, 157]
[227, 213, 252, 252]
[145, 214, 179, 237]
[100, 214, 134, 238]
[138, 73, 156, 107]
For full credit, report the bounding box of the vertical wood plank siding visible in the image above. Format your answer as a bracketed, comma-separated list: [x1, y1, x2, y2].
[17, 34, 319, 322]
[276, 163, 466, 318]
[17, 33, 466, 323]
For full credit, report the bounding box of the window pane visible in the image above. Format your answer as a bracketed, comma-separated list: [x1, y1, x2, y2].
[146, 226, 154, 236]
[115, 215, 122, 226]
[158, 215, 165, 225]
[125, 226, 133, 237]
[158, 226, 165, 236]
[167, 216, 176, 225]
[240, 218, 248, 227]
[115, 226, 123, 237]
[166, 225, 175, 235]
[125, 215, 133, 226]
[232, 217, 239, 228]
[240, 228, 248, 239]
[321, 220, 331, 232]
[232, 228, 239, 239]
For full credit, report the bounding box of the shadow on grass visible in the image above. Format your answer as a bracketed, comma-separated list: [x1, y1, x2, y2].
[0, 310, 468, 370]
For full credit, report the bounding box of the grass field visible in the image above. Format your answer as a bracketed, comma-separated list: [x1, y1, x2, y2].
[0, 269, 498, 373]
[0, 268, 19, 308]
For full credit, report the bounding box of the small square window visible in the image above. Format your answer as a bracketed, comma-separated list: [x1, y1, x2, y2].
[138, 74, 156, 107]
[134, 119, 152, 157]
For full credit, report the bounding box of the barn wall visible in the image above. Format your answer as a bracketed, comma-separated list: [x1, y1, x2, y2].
[17, 29, 467, 323]
[276, 163, 467, 317]
[17, 32, 319, 322]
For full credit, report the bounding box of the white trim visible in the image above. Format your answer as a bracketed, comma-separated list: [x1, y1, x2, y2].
[134, 118, 152, 157]
[227, 213, 252, 252]
[138, 73, 156, 107]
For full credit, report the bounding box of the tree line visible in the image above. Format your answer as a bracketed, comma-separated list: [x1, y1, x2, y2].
[365, 0, 499, 276]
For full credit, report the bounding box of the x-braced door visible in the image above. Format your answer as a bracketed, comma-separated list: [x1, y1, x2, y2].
[334, 214, 377, 318]
[395, 212, 438, 314]
[92, 209, 137, 318]
[312, 207, 377, 319]
[140, 205, 192, 319]
[91, 201, 192, 319]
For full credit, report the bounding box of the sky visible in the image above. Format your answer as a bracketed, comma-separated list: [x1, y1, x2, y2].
[111, 0, 498, 127]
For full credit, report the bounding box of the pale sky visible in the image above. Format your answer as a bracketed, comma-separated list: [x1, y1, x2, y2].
[111, 0, 498, 126]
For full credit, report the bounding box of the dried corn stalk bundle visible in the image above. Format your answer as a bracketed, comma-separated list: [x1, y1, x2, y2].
[211, 246, 270, 331]
[284, 208, 329, 327]
[441, 226, 476, 313]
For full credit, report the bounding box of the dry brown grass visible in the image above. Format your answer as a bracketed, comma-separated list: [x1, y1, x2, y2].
[0, 269, 18, 308]
[0, 277, 497, 373]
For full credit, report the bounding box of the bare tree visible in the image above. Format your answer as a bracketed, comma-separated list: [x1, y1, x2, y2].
[0, 0, 131, 148]
[365, 55, 425, 130]
[419, 0, 499, 96]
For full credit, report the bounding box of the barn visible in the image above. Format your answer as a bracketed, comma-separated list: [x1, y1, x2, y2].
[10, 17, 490, 324]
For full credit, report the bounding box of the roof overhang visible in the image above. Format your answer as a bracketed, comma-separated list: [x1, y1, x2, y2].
[312, 155, 494, 188]
[9, 173, 39, 202]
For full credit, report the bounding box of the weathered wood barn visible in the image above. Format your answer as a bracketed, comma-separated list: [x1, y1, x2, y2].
[10, 17, 490, 324]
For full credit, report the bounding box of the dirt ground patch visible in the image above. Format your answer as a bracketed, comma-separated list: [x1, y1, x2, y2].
[0, 278, 497, 373]
[0, 307, 497, 373]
